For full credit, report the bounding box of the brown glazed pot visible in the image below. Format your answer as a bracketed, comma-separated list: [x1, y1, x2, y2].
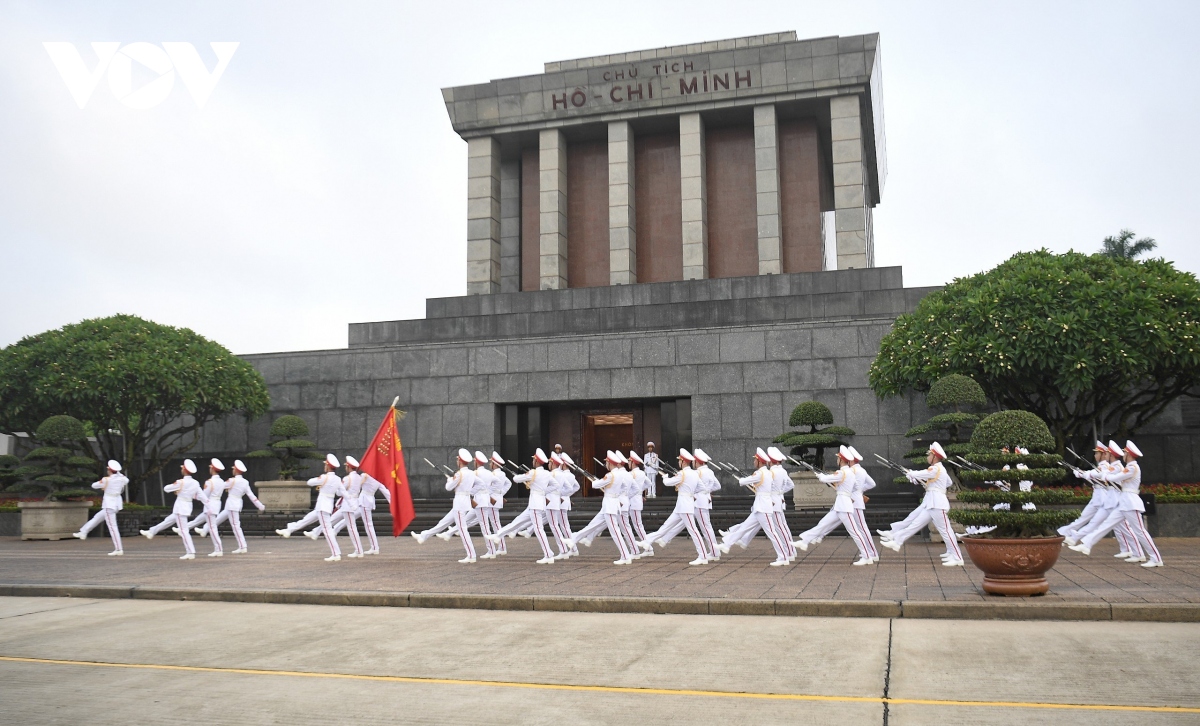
[960, 536, 1064, 596]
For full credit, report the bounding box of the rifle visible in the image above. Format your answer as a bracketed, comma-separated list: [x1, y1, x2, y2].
[565, 461, 599, 482]
[953, 455, 987, 471]
[873, 453, 909, 474]
[786, 454, 826, 474]
[1066, 447, 1098, 470]
[423, 458, 455, 476]
[506, 459, 531, 473]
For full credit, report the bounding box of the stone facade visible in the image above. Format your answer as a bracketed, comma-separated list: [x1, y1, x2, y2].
[452, 32, 886, 289]
[197, 267, 945, 499]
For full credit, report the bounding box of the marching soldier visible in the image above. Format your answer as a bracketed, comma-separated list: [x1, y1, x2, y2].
[879, 443, 963, 566]
[196, 459, 264, 554]
[1070, 441, 1163, 567]
[140, 459, 208, 560]
[73, 460, 128, 556]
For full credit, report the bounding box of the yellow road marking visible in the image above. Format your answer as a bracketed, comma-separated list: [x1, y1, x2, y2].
[1, 655, 1197, 714]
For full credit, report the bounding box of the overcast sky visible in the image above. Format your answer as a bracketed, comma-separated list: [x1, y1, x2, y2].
[1, 1, 1196, 355]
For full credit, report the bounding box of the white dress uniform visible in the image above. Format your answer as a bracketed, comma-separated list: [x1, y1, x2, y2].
[549, 466, 579, 558]
[567, 453, 636, 564]
[881, 445, 963, 565]
[491, 457, 556, 563]
[1071, 450, 1142, 556]
[195, 473, 227, 555]
[1074, 442, 1162, 566]
[1059, 448, 1110, 540]
[143, 463, 209, 559]
[693, 460, 721, 559]
[849, 457, 879, 561]
[643, 447, 659, 498]
[639, 453, 710, 565]
[310, 467, 347, 560]
[484, 457, 511, 555]
[721, 457, 789, 564]
[316, 469, 390, 553]
[201, 470, 264, 553]
[339, 469, 367, 558]
[543, 461, 570, 556]
[768, 457, 797, 560]
[794, 458, 872, 564]
[75, 463, 128, 554]
[627, 462, 650, 543]
[556, 456, 579, 556]
[445, 460, 478, 563]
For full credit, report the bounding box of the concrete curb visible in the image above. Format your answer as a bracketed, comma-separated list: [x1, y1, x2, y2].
[3, 584, 1198, 622]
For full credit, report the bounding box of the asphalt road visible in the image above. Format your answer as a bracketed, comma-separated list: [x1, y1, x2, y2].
[1, 596, 1197, 725]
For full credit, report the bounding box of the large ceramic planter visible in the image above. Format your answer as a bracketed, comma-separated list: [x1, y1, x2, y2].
[960, 536, 1064, 597]
[790, 470, 834, 509]
[255, 481, 311, 512]
[17, 500, 92, 540]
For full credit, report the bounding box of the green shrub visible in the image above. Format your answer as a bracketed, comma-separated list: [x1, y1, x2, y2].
[957, 489, 1084, 505]
[13, 415, 99, 499]
[949, 508, 1079, 538]
[957, 468, 1068, 486]
[774, 402, 854, 469]
[245, 415, 324, 480]
[971, 410, 1055, 452]
[903, 374, 987, 468]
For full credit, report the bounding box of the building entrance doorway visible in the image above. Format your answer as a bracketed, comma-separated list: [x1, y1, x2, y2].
[582, 413, 633, 495]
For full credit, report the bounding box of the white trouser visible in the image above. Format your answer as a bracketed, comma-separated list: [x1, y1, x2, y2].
[494, 506, 533, 538]
[552, 509, 575, 554]
[318, 511, 340, 556]
[629, 509, 648, 541]
[361, 508, 379, 552]
[885, 504, 927, 534]
[483, 507, 506, 553]
[202, 509, 222, 553]
[545, 507, 569, 554]
[771, 511, 796, 558]
[643, 511, 708, 559]
[319, 509, 379, 552]
[420, 509, 460, 537]
[726, 511, 788, 561]
[285, 508, 322, 534]
[1081, 509, 1161, 562]
[695, 508, 719, 556]
[1059, 499, 1102, 538]
[572, 511, 632, 558]
[343, 508, 364, 555]
[226, 510, 248, 550]
[853, 507, 878, 559]
[79, 508, 122, 551]
[888, 507, 961, 560]
[453, 509, 475, 559]
[149, 513, 195, 554]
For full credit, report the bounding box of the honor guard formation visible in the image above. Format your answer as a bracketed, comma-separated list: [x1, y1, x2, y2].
[68, 437, 1162, 570]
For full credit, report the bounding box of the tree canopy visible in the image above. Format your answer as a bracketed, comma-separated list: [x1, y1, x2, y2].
[869, 250, 1200, 450]
[774, 401, 855, 469]
[0, 314, 270, 498]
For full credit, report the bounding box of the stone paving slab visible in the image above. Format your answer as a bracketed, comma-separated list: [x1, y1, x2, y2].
[2, 535, 1198, 621]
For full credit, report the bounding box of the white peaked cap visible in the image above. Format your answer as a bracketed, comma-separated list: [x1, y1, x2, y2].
[326, 453, 340, 468]
[848, 446, 864, 462]
[474, 451, 488, 465]
[456, 448, 471, 463]
[646, 441, 655, 447]
[106, 460, 122, 472]
[767, 446, 785, 463]
[344, 455, 360, 468]
[233, 460, 247, 473]
[755, 447, 769, 462]
[617, 451, 630, 465]
[838, 445, 851, 460]
[1125, 440, 1143, 458]
[678, 448, 695, 462]
[183, 459, 197, 474]
[606, 450, 621, 464]
[1108, 440, 1123, 457]
[491, 451, 505, 465]
[1094, 440, 1108, 452]
[561, 453, 574, 466]
[628, 451, 643, 464]
[533, 448, 549, 465]
[929, 442, 947, 460]
[210, 458, 225, 471]
[550, 452, 563, 465]
[691, 448, 709, 463]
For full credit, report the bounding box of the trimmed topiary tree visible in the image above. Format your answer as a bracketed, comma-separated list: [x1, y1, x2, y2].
[950, 410, 1073, 537]
[0, 454, 19, 492]
[773, 401, 855, 469]
[245, 415, 324, 480]
[903, 374, 987, 468]
[11, 415, 99, 500]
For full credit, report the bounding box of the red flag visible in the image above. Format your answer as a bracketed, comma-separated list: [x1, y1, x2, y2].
[358, 406, 415, 535]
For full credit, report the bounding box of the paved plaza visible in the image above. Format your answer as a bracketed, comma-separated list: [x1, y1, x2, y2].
[1, 595, 1198, 725]
[2, 534, 1199, 620]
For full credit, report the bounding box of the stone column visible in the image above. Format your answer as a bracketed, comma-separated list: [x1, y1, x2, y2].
[538, 129, 568, 290]
[499, 159, 521, 293]
[466, 136, 501, 294]
[830, 95, 873, 269]
[679, 113, 708, 280]
[608, 121, 636, 285]
[753, 105, 782, 275]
